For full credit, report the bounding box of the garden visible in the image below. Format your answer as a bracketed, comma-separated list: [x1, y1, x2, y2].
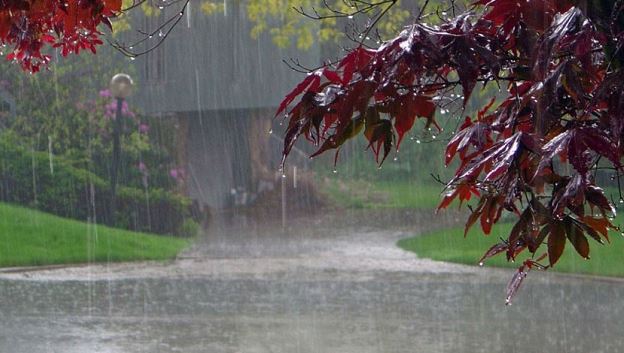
[0, 50, 199, 267]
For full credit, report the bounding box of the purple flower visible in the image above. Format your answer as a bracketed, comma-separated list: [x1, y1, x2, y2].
[138, 123, 150, 134]
[101, 98, 135, 119]
[99, 89, 111, 98]
[121, 101, 135, 118]
[169, 167, 186, 182]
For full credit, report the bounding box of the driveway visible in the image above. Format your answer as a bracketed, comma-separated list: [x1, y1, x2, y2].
[0, 209, 622, 353]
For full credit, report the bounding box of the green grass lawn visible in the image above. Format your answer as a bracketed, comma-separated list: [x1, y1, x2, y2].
[323, 178, 443, 209]
[0, 203, 189, 267]
[398, 218, 624, 277]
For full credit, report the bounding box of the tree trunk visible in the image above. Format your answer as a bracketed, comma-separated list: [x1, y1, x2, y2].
[175, 113, 189, 195]
[247, 109, 275, 193]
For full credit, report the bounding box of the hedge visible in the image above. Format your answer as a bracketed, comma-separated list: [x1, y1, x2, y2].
[0, 136, 195, 236]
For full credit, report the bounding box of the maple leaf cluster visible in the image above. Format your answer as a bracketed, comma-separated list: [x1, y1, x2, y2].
[278, 0, 624, 303]
[0, 0, 121, 72]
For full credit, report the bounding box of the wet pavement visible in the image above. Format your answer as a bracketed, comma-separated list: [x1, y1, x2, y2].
[0, 209, 623, 352]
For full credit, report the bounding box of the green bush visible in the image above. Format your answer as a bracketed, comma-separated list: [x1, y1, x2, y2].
[0, 135, 194, 236]
[179, 218, 200, 238]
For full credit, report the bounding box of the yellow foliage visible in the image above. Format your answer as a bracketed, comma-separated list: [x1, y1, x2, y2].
[200, 1, 225, 15]
[140, 1, 160, 17]
[108, 0, 135, 34]
[244, 0, 415, 50]
[116, 0, 430, 50]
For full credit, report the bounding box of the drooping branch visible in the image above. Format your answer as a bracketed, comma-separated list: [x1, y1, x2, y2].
[108, 0, 190, 58]
[278, 0, 624, 304]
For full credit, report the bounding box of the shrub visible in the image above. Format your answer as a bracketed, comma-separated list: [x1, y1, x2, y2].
[0, 134, 194, 236]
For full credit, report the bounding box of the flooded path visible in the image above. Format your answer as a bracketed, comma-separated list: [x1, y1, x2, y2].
[0, 209, 623, 352]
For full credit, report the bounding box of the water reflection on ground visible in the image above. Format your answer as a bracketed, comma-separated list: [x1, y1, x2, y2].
[0, 210, 622, 352]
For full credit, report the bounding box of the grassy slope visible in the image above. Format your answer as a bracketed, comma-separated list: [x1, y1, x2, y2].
[398, 219, 624, 277]
[323, 178, 443, 209]
[0, 203, 189, 267]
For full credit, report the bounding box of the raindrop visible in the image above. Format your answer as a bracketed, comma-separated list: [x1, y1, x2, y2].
[479, 262, 484, 267]
[333, 169, 337, 174]
[281, 173, 286, 178]
[158, 30, 165, 37]
[416, 139, 421, 144]
[397, 88, 409, 96]
[268, 129, 273, 134]
[48, 136, 54, 175]
[347, 15, 354, 19]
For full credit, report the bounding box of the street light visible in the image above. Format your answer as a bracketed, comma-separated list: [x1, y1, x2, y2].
[108, 73, 133, 226]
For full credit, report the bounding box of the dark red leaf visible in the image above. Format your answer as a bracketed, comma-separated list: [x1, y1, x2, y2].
[581, 216, 613, 243]
[547, 221, 566, 267]
[276, 73, 321, 117]
[505, 264, 529, 306]
[564, 217, 590, 259]
[478, 242, 508, 266]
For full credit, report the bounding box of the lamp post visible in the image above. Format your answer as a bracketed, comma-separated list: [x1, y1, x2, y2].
[109, 73, 133, 226]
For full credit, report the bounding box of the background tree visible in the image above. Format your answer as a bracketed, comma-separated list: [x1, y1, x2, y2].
[0, 0, 420, 68]
[278, 0, 624, 303]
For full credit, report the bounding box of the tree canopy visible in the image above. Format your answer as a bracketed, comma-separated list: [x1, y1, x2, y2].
[278, 0, 624, 303]
[0, 0, 122, 72]
[0, 0, 416, 70]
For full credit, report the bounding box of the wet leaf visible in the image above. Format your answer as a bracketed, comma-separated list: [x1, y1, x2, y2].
[564, 217, 590, 259]
[505, 265, 528, 306]
[581, 216, 613, 243]
[547, 221, 566, 267]
[478, 242, 508, 265]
